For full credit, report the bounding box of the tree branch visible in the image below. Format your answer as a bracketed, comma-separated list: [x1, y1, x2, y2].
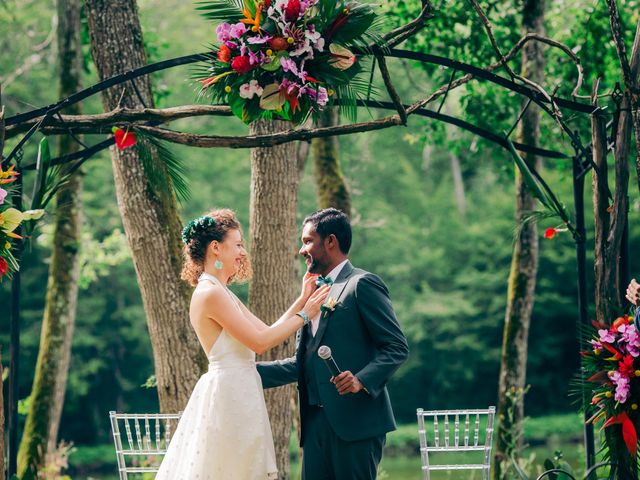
[382, 0, 434, 48]
[135, 116, 403, 148]
[5, 105, 232, 138]
[605, 0, 636, 95]
[376, 53, 407, 124]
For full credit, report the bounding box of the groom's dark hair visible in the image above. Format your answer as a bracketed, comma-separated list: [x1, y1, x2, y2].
[303, 208, 352, 254]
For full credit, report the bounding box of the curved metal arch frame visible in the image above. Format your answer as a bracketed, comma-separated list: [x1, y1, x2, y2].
[2, 45, 615, 478]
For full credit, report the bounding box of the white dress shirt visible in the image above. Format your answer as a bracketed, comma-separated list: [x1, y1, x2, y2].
[311, 259, 349, 336]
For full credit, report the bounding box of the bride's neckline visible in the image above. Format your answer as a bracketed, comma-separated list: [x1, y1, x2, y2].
[199, 271, 228, 287]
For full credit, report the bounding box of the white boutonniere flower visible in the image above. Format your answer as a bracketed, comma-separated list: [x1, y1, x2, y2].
[321, 297, 339, 314]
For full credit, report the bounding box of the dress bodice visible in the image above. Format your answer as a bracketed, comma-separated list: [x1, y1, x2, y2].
[199, 272, 256, 369]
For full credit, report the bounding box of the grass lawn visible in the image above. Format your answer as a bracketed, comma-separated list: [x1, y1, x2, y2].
[70, 412, 592, 479]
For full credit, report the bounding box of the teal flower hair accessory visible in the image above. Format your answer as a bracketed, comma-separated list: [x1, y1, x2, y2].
[181, 215, 216, 244]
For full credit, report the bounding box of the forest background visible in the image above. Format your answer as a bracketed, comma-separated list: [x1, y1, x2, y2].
[2, 0, 640, 477]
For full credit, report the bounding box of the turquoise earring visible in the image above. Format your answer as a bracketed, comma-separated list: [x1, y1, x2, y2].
[214, 260, 224, 270]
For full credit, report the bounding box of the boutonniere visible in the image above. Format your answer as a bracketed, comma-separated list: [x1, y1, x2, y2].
[321, 297, 339, 314]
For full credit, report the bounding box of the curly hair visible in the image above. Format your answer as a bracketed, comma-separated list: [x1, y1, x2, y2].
[180, 209, 252, 286]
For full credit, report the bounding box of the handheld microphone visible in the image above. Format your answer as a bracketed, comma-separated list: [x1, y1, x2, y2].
[318, 345, 341, 377]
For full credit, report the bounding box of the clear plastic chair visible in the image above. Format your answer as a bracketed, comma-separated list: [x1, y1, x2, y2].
[109, 411, 182, 479]
[417, 407, 496, 480]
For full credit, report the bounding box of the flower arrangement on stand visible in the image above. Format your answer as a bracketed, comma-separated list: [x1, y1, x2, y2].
[196, 0, 383, 124]
[582, 314, 640, 477]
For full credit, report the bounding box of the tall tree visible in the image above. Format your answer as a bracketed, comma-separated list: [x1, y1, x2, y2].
[17, 1, 84, 477]
[312, 109, 351, 217]
[249, 119, 301, 478]
[85, 0, 206, 413]
[493, 0, 545, 478]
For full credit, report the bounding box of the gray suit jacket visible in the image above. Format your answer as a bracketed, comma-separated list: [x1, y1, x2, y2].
[257, 262, 409, 443]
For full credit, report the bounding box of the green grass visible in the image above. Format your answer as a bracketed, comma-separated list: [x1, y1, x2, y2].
[70, 413, 590, 479]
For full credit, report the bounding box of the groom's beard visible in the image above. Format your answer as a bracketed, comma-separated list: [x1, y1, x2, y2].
[305, 254, 321, 274]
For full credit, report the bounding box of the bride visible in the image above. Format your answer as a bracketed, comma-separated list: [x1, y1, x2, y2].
[155, 209, 329, 479]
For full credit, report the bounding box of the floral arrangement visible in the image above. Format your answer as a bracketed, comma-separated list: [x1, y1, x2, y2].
[582, 313, 640, 458]
[0, 163, 44, 281]
[196, 0, 383, 124]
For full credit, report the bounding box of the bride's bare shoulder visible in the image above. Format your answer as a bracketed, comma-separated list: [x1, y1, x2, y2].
[190, 282, 231, 313]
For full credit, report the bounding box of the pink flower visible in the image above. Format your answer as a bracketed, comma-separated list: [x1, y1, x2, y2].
[590, 339, 603, 351]
[216, 22, 247, 43]
[0, 188, 7, 205]
[615, 376, 631, 403]
[599, 328, 616, 343]
[239, 80, 264, 99]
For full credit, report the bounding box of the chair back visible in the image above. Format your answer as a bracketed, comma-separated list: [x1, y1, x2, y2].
[109, 411, 182, 480]
[417, 407, 495, 480]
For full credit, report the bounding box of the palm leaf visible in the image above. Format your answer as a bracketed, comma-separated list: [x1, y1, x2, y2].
[505, 136, 577, 238]
[135, 131, 191, 203]
[30, 137, 51, 211]
[196, 0, 244, 22]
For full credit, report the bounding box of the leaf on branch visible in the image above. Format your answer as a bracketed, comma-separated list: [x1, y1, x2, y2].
[135, 131, 191, 203]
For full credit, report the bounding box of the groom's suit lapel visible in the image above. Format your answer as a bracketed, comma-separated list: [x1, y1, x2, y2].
[308, 261, 354, 352]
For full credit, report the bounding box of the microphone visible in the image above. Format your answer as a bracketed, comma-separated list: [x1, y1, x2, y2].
[318, 345, 341, 377]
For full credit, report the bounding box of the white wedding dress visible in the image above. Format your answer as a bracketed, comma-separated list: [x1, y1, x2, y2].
[155, 273, 278, 480]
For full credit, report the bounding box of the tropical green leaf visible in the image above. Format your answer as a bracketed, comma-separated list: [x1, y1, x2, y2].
[134, 131, 191, 203]
[31, 137, 51, 211]
[196, 0, 244, 22]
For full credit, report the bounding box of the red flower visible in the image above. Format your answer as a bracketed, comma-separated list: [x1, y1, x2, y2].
[0, 257, 7, 277]
[544, 227, 557, 239]
[263, 0, 271, 8]
[269, 37, 289, 51]
[112, 128, 137, 150]
[604, 412, 638, 456]
[613, 315, 630, 330]
[231, 55, 252, 74]
[603, 342, 623, 360]
[619, 355, 636, 377]
[285, 0, 300, 22]
[218, 45, 231, 63]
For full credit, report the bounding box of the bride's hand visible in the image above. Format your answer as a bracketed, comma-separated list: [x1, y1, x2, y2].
[301, 284, 331, 319]
[299, 272, 320, 302]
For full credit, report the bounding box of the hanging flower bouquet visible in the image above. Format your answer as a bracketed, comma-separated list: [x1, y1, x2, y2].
[582, 314, 640, 471]
[0, 163, 44, 281]
[196, 0, 383, 124]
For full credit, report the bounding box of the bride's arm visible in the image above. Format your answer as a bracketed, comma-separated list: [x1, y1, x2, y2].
[234, 273, 320, 331]
[195, 284, 330, 355]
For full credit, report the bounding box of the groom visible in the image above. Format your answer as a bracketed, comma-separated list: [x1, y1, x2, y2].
[257, 208, 409, 480]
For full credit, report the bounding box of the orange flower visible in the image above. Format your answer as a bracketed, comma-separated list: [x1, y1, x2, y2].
[0, 164, 20, 185]
[240, 2, 261, 30]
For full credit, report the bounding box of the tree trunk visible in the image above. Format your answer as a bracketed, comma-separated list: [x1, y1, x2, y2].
[17, 2, 83, 477]
[493, 1, 545, 478]
[449, 151, 466, 218]
[85, 0, 206, 413]
[249, 120, 301, 479]
[311, 109, 351, 217]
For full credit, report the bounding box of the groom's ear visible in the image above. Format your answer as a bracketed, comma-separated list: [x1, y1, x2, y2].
[325, 234, 338, 251]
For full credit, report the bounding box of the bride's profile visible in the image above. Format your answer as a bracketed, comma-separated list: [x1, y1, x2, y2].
[155, 208, 329, 479]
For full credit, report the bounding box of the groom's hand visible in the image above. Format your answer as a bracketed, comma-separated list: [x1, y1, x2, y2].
[332, 371, 364, 395]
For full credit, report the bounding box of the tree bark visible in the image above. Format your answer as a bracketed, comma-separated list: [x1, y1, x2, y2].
[493, 1, 545, 478]
[312, 109, 351, 217]
[17, 1, 84, 477]
[85, 0, 206, 413]
[249, 120, 301, 479]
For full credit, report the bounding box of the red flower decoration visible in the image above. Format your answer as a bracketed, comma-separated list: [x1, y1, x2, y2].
[619, 355, 636, 378]
[112, 127, 137, 150]
[0, 257, 7, 277]
[263, 0, 271, 8]
[285, 0, 300, 22]
[604, 412, 638, 456]
[269, 37, 289, 51]
[613, 315, 630, 330]
[544, 227, 557, 239]
[231, 55, 252, 74]
[218, 45, 231, 63]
